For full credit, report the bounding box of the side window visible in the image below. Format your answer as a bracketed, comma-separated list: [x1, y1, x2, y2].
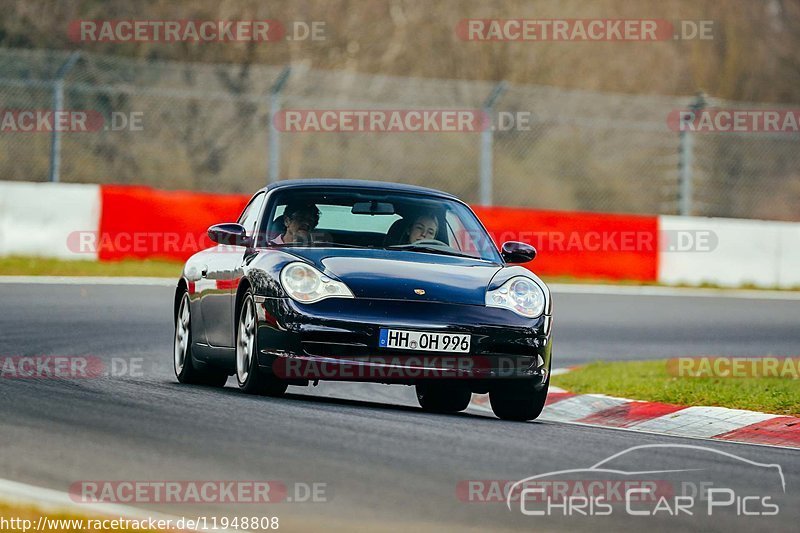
[446, 210, 479, 256]
[446, 223, 458, 249]
[237, 192, 266, 237]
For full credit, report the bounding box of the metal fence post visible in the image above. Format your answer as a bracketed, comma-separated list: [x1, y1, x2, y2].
[678, 92, 706, 216]
[48, 51, 81, 183]
[268, 66, 291, 184]
[479, 81, 507, 206]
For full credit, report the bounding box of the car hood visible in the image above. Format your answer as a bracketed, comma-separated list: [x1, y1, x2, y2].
[287, 248, 502, 305]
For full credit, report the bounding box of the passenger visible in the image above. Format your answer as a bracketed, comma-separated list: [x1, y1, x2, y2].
[272, 202, 320, 244]
[404, 212, 439, 243]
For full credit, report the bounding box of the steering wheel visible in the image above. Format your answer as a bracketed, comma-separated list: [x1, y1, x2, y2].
[411, 239, 449, 247]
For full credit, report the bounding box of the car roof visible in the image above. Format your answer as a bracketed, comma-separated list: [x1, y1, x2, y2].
[259, 179, 458, 200]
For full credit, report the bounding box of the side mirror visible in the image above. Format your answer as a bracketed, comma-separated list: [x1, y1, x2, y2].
[208, 223, 253, 247]
[501, 241, 536, 263]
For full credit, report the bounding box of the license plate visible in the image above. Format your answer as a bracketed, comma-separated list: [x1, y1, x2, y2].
[378, 329, 470, 353]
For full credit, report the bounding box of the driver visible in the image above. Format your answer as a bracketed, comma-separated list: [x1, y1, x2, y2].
[272, 201, 320, 244]
[404, 212, 439, 243]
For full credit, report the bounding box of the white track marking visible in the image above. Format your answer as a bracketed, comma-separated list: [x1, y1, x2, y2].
[548, 283, 800, 300]
[629, 406, 780, 438]
[549, 283, 800, 300]
[539, 394, 630, 423]
[0, 276, 175, 286]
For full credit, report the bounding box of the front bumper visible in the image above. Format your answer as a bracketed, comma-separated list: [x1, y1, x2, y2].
[254, 296, 552, 387]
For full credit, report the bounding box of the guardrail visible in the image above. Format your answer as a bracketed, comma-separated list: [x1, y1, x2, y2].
[1, 181, 797, 288]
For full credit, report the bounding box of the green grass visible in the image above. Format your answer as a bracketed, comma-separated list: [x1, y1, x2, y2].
[0, 256, 182, 278]
[552, 360, 800, 416]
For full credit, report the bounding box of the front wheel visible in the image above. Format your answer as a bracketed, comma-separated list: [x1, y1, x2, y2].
[236, 290, 288, 397]
[489, 377, 549, 421]
[416, 382, 471, 413]
[174, 291, 228, 387]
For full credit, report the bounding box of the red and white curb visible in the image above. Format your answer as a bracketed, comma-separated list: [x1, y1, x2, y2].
[469, 369, 800, 450]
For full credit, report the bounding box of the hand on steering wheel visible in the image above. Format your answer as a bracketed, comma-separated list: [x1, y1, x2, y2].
[411, 239, 448, 246]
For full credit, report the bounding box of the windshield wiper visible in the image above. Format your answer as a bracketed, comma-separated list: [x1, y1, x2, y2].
[386, 244, 476, 259]
[309, 241, 364, 248]
[269, 241, 363, 248]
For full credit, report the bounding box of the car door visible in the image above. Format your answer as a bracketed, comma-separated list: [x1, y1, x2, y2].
[201, 192, 266, 348]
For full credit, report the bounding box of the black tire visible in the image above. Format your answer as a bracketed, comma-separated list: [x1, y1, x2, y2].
[174, 291, 228, 387]
[236, 290, 288, 397]
[489, 377, 549, 421]
[415, 382, 471, 413]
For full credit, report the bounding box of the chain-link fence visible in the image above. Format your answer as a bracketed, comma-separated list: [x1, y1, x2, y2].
[1, 48, 798, 220]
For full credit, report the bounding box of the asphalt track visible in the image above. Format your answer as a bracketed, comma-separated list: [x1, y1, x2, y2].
[0, 282, 798, 532]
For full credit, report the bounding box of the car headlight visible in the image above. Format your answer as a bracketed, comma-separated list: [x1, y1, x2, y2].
[485, 276, 546, 318]
[280, 262, 354, 303]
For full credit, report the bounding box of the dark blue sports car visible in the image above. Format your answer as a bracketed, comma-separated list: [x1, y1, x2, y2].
[174, 179, 552, 420]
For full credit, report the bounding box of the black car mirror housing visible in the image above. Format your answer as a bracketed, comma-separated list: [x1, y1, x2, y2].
[208, 223, 253, 247]
[501, 241, 536, 263]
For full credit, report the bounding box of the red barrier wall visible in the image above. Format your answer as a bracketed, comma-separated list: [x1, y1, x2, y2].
[472, 206, 658, 281]
[98, 185, 248, 261]
[97, 185, 658, 281]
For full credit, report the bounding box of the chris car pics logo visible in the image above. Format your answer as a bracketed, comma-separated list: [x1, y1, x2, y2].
[506, 444, 785, 518]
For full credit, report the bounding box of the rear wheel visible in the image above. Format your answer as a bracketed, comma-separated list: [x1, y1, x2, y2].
[236, 290, 288, 397]
[174, 291, 228, 387]
[416, 382, 471, 413]
[489, 377, 549, 421]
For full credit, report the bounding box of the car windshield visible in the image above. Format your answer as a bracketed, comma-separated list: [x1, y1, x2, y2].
[261, 188, 501, 262]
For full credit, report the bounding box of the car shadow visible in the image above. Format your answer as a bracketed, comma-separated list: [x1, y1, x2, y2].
[167, 379, 501, 421]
